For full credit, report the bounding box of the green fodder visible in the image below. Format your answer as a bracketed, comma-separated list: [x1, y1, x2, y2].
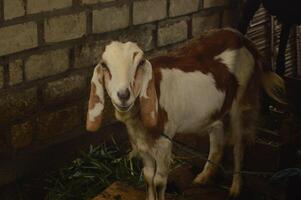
[45, 138, 143, 200]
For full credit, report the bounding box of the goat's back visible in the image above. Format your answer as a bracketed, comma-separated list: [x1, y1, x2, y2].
[149, 29, 259, 135]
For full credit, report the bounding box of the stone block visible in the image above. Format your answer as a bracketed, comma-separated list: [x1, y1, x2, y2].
[133, 0, 167, 25]
[43, 75, 87, 104]
[9, 60, 23, 86]
[93, 5, 129, 33]
[158, 19, 188, 46]
[192, 11, 221, 37]
[11, 121, 33, 149]
[37, 106, 81, 140]
[0, 22, 38, 56]
[222, 9, 238, 27]
[3, 0, 25, 20]
[169, 0, 199, 17]
[27, 0, 72, 14]
[44, 12, 86, 43]
[74, 40, 105, 68]
[0, 88, 38, 124]
[118, 24, 156, 51]
[203, 0, 227, 8]
[25, 49, 69, 81]
[82, 0, 115, 4]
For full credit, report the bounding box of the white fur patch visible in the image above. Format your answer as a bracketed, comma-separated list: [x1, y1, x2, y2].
[215, 47, 255, 98]
[233, 47, 255, 88]
[159, 68, 225, 135]
[214, 49, 237, 73]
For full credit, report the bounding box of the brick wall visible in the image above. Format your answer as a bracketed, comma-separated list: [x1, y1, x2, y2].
[0, 0, 240, 185]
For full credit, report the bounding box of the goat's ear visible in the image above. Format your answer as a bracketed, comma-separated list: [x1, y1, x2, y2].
[139, 60, 158, 128]
[86, 64, 105, 132]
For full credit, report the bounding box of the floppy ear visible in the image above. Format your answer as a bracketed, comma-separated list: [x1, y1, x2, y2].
[86, 64, 105, 132]
[139, 60, 158, 128]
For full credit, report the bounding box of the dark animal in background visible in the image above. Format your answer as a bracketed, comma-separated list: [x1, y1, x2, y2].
[238, 0, 301, 76]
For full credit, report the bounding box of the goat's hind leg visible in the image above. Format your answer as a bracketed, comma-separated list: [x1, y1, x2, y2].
[194, 121, 225, 185]
[230, 106, 258, 197]
[230, 132, 243, 197]
[229, 104, 245, 197]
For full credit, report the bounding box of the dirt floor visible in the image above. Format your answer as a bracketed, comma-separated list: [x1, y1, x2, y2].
[92, 181, 229, 200]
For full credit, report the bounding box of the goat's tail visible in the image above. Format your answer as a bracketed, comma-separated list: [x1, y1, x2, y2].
[260, 71, 287, 104]
[243, 37, 287, 105]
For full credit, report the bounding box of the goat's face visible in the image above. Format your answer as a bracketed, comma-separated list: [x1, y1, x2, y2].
[102, 41, 145, 112]
[86, 41, 158, 132]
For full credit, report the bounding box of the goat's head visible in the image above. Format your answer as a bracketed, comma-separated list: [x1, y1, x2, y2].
[86, 41, 158, 132]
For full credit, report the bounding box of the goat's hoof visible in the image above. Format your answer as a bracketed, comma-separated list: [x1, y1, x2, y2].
[127, 150, 138, 160]
[193, 172, 211, 185]
[229, 182, 241, 198]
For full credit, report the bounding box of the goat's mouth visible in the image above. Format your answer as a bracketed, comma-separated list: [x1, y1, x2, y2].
[113, 103, 133, 112]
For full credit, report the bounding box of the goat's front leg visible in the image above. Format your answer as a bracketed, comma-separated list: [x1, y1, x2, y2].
[142, 153, 156, 200]
[194, 121, 225, 185]
[154, 139, 172, 200]
[127, 142, 139, 160]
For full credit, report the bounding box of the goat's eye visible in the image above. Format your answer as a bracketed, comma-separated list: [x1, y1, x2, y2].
[138, 59, 146, 67]
[101, 62, 109, 71]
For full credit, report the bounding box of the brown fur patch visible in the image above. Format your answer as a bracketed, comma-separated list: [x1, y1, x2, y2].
[88, 82, 102, 110]
[96, 66, 102, 75]
[133, 51, 139, 61]
[139, 73, 158, 128]
[140, 69, 169, 140]
[87, 81, 104, 132]
[154, 68, 168, 133]
[86, 113, 103, 132]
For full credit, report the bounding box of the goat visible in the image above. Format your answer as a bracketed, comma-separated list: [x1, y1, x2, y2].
[86, 28, 286, 200]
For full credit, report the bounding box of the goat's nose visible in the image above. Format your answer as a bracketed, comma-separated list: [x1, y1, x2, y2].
[117, 89, 130, 101]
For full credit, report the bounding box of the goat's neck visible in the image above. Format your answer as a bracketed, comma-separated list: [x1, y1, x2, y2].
[115, 105, 154, 150]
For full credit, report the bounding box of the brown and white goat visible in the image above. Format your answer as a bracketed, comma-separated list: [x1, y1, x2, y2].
[86, 29, 286, 199]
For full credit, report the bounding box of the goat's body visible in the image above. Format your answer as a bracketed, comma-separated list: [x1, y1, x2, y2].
[159, 68, 226, 135]
[112, 29, 284, 200]
[151, 29, 258, 139]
